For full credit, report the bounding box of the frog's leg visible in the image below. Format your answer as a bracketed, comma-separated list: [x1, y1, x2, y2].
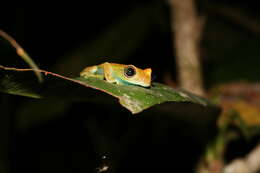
[80, 65, 104, 79]
[101, 62, 117, 83]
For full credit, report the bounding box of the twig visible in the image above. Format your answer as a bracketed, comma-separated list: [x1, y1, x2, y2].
[0, 30, 43, 82]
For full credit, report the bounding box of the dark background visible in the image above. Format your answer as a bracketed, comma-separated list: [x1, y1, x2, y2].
[1, 1, 260, 172]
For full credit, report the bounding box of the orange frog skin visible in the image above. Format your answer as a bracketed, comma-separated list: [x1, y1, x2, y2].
[80, 62, 152, 87]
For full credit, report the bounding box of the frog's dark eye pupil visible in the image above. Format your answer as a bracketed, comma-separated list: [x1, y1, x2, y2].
[124, 66, 136, 77]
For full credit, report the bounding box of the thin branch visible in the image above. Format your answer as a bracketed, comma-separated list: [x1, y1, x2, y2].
[0, 30, 43, 82]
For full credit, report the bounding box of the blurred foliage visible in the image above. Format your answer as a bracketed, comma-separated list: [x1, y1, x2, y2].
[213, 82, 260, 138]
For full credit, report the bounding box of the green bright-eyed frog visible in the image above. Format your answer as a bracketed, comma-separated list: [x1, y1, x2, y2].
[80, 62, 152, 87]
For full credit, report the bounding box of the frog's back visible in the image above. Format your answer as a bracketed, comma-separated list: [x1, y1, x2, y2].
[100, 62, 125, 76]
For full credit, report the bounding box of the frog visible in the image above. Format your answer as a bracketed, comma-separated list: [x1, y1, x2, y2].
[80, 62, 152, 87]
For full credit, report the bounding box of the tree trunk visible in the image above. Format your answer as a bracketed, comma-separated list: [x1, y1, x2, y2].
[169, 0, 205, 96]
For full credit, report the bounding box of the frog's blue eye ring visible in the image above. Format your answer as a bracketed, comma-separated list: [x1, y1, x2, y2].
[124, 66, 136, 78]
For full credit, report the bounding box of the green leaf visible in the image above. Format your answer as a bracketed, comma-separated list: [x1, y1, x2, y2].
[78, 77, 211, 114]
[0, 65, 217, 114]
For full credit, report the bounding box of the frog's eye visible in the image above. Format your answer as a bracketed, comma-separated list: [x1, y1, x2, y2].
[124, 66, 136, 78]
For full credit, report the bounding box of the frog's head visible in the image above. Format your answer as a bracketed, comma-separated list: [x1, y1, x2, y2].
[122, 65, 152, 87]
